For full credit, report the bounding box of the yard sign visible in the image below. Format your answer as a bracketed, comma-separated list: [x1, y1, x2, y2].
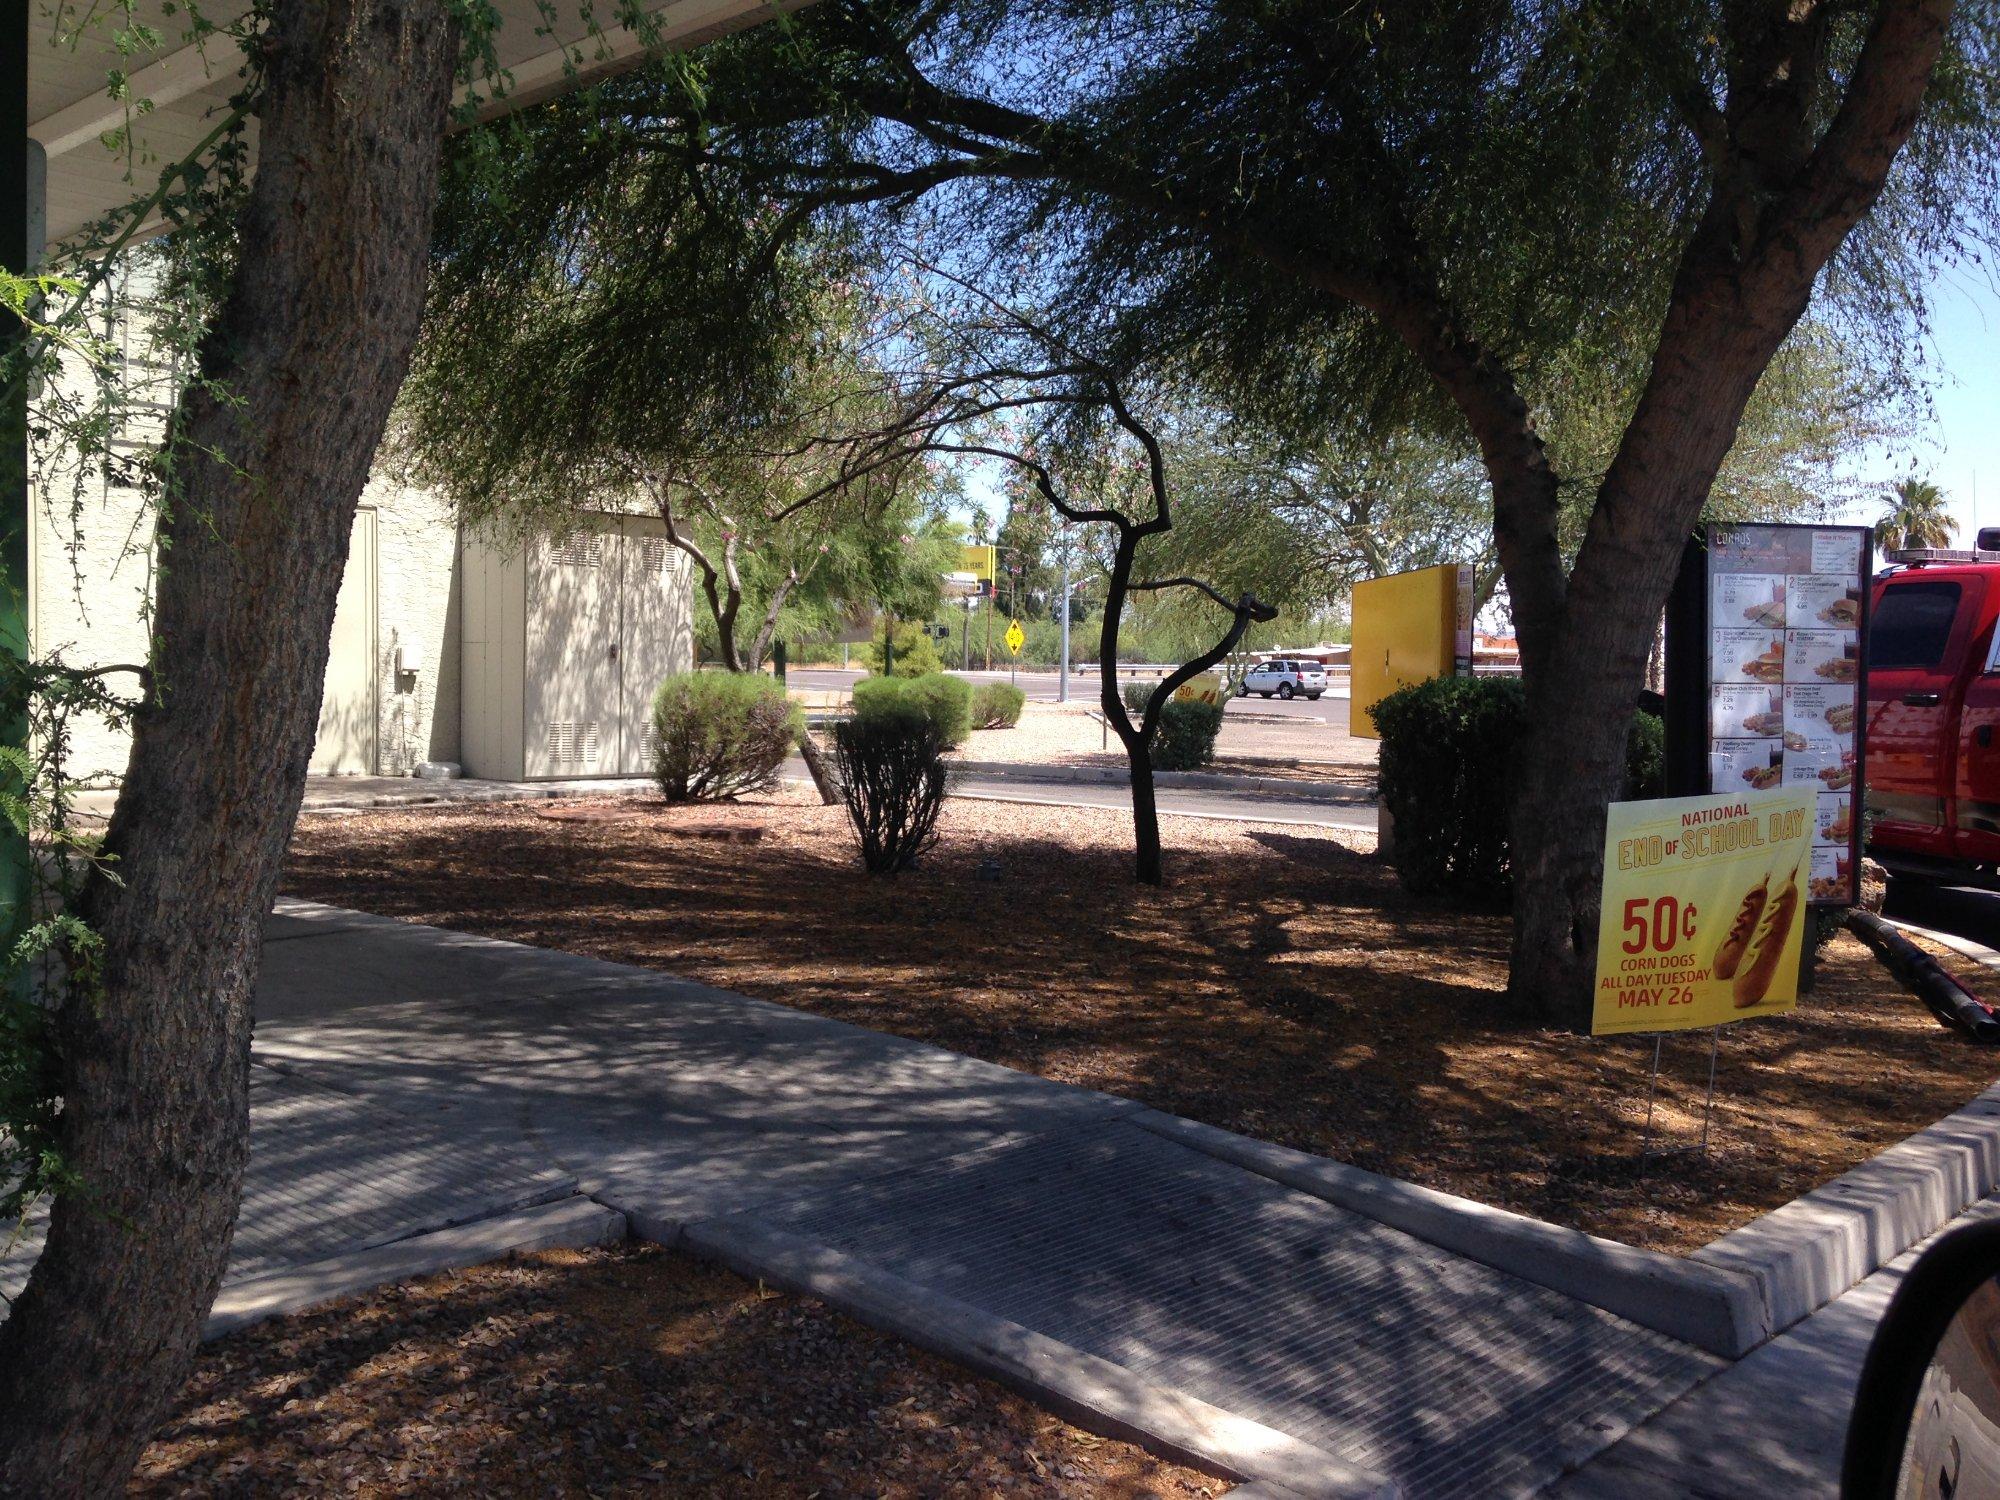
[1592, 787, 1815, 1036]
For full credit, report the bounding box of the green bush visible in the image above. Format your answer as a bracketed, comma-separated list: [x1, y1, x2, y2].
[969, 681, 1026, 729]
[1155, 698, 1226, 770]
[1626, 704, 1665, 800]
[833, 712, 951, 874]
[650, 672, 803, 803]
[1121, 681, 1226, 771]
[860, 618, 944, 677]
[852, 672, 972, 748]
[1374, 675, 1663, 896]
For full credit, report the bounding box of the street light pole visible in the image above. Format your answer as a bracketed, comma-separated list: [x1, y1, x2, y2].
[1057, 531, 1071, 703]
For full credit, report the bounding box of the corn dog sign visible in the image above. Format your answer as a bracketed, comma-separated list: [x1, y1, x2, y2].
[1592, 788, 1816, 1036]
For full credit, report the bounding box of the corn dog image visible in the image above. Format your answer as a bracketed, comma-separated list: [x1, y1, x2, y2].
[1732, 859, 1803, 1008]
[1713, 874, 1769, 980]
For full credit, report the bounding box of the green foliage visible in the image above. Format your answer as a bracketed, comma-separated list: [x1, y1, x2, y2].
[1121, 682, 1225, 771]
[649, 672, 802, 803]
[1374, 677, 1663, 896]
[1875, 477, 1957, 556]
[0, 656, 140, 1224]
[1374, 677, 1528, 898]
[832, 713, 951, 874]
[861, 619, 945, 678]
[1155, 698, 1226, 772]
[1626, 708, 1665, 802]
[852, 673, 971, 748]
[969, 681, 1026, 729]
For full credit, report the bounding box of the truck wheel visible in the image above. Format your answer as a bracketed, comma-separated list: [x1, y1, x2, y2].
[1279, 683, 1295, 699]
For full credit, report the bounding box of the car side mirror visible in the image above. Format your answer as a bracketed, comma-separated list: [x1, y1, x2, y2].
[1844, 1219, 2000, 1498]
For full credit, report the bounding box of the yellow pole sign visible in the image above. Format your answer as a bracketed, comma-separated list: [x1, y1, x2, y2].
[960, 544, 997, 583]
[1592, 788, 1815, 1036]
[1004, 618, 1025, 655]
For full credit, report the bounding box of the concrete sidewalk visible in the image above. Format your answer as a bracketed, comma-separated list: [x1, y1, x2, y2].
[12, 900, 1967, 1494]
[1553, 1192, 2000, 1497]
[243, 901, 1725, 1497]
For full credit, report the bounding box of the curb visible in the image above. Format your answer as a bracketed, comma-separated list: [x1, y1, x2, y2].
[204, 1196, 627, 1340]
[945, 760, 1374, 805]
[663, 1212, 1399, 1500]
[1131, 1110, 1765, 1359]
[1690, 1079, 2000, 1339]
[1882, 917, 2000, 973]
[296, 779, 653, 818]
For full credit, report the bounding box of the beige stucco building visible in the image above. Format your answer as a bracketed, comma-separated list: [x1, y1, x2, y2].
[31, 462, 695, 785]
[30, 288, 693, 784]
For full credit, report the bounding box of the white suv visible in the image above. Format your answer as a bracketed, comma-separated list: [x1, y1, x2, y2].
[1238, 659, 1326, 700]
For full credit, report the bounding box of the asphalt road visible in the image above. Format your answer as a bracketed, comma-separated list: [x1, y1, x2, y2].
[788, 667, 1352, 726]
[781, 758, 1374, 830]
[949, 774, 1378, 829]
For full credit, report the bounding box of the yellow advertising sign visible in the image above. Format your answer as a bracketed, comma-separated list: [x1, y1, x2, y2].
[960, 544, 997, 583]
[1592, 788, 1815, 1037]
[1350, 562, 1465, 740]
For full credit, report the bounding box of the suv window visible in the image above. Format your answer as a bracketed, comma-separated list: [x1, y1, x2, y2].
[1870, 583, 1963, 670]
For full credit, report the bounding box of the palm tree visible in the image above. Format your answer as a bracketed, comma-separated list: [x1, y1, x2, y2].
[1876, 478, 1955, 556]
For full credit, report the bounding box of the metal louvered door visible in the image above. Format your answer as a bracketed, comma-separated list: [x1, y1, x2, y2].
[524, 525, 618, 778]
[616, 517, 692, 774]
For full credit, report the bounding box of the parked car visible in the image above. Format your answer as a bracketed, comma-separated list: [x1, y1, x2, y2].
[1865, 532, 2000, 891]
[1238, 659, 1327, 700]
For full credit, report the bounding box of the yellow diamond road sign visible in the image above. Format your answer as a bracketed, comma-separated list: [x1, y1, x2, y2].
[1004, 619, 1025, 655]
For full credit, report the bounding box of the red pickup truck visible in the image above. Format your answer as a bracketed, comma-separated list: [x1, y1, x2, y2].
[1866, 531, 2000, 890]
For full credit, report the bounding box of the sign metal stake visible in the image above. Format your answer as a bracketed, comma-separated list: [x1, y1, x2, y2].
[1640, 1033, 1665, 1165]
[1699, 1025, 1721, 1156]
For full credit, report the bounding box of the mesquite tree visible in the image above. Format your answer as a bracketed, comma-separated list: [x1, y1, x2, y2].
[0, 3, 461, 1488]
[797, 285, 1273, 883]
[621, 0, 1995, 1021]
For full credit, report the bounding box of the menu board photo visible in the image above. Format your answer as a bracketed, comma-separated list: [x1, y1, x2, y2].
[1702, 524, 1868, 905]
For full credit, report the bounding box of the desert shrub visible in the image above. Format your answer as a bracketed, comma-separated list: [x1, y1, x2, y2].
[860, 619, 944, 677]
[833, 710, 951, 874]
[1154, 698, 1225, 770]
[1626, 704, 1665, 800]
[852, 672, 971, 748]
[1120, 681, 1225, 771]
[650, 672, 802, 804]
[969, 681, 1026, 729]
[1374, 676, 1662, 896]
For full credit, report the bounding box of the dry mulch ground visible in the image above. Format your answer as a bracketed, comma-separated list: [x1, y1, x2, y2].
[284, 787, 2000, 1255]
[134, 1243, 1221, 1498]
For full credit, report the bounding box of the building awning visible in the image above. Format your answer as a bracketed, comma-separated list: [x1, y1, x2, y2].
[28, 0, 776, 252]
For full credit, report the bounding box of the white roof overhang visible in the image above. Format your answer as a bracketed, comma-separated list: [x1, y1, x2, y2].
[28, 0, 781, 253]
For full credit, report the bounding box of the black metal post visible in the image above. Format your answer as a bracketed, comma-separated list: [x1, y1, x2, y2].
[1662, 530, 1710, 799]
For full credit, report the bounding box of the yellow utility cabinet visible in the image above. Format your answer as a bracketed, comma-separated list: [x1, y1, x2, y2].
[1350, 563, 1474, 738]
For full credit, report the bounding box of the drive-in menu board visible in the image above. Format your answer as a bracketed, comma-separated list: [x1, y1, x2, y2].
[1706, 524, 1866, 906]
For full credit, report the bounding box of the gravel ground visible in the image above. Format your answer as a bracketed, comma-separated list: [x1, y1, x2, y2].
[134, 1243, 1225, 1498]
[283, 786, 2000, 1254]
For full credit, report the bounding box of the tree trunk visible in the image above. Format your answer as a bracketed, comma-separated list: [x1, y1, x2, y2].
[797, 727, 843, 804]
[0, 6, 458, 1488]
[1129, 738, 1163, 885]
[1501, 273, 1833, 1023]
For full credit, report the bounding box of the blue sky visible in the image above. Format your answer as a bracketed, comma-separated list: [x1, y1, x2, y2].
[1848, 259, 2000, 547]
